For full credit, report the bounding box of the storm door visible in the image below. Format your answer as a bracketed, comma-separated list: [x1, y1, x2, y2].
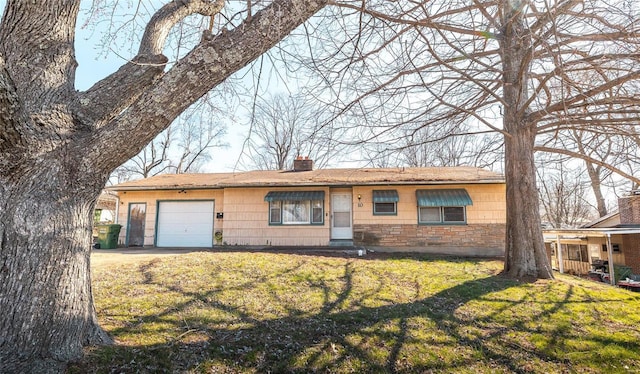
[127, 203, 146, 247]
[331, 193, 352, 240]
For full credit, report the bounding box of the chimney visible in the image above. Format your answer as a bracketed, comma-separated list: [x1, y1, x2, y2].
[293, 156, 313, 172]
[618, 191, 640, 225]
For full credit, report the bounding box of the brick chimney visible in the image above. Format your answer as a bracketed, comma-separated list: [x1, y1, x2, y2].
[293, 156, 313, 172]
[618, 190, 640, 225]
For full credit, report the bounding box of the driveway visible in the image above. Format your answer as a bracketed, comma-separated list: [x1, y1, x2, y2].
[90, 245, 373, 267]
[91, 247, 216, 266]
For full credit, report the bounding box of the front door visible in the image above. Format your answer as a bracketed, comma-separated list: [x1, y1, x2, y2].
[127, 203, 146, 247]
[331, 193, 352, 240]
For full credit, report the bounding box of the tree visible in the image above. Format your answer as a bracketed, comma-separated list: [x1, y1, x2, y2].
[244, 93, 344, 170]
[0, 0, 327, 371]
[382, 123, 503, 170]
[113, 97, 228, 182]
[537, 163, 596, 228]
[292, 0, 640, 278]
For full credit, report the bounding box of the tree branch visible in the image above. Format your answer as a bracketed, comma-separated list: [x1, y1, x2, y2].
[139, 0, 224, 56]
[535, 146, 640, 185]
[91, 0, 328, 172]
[530, 71, 640, 121]
[76, 0, 224, 127]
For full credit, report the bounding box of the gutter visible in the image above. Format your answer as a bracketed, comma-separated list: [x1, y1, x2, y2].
[106, 179, 506, 192]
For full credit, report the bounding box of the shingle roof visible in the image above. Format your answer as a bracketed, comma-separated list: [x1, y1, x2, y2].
[107, 167, 504, 191]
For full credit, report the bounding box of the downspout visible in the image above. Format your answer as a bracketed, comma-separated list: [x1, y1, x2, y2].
[114, 194, 120, 225]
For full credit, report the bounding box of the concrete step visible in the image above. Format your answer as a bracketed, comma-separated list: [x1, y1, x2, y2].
[329, 240, 354, 247]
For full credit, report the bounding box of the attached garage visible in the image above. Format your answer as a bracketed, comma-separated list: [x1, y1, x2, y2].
[156, 200, 215, 247]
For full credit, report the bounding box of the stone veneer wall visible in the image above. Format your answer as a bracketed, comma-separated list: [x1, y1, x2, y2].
[353, 223, 505, 256]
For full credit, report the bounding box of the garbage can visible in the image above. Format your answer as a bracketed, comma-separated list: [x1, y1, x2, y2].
[96, 224, 122, 249]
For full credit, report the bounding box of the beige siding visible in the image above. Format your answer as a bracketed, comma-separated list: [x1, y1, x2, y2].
[115, 189, 223, 246]
[114, 183, 505, 249]
[352, 184, 505, 225]
[222, 187, 331, 246]
[588, 236, 626, 264]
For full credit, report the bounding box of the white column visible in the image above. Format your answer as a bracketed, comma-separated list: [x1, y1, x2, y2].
[606, 233, 616, 285]
[556, 234, 564, 274]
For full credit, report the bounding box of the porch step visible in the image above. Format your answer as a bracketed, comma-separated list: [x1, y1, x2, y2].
[329, 240, 354, 247]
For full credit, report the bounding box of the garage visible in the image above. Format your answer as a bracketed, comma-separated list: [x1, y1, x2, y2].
[156, 201, 215, 247]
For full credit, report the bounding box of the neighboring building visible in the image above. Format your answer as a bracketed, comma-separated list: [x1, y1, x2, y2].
[95, 191, 118, 223]
[544, 191, 640, 278]
[107, 162, 506, 256]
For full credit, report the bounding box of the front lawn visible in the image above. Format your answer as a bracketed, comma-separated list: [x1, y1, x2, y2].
[71, 251, 640, 373]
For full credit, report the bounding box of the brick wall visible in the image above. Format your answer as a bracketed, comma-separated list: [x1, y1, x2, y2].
[619, 195, 640, 225]
[622, 234, 640, 274]
[353, 223, 505, 256]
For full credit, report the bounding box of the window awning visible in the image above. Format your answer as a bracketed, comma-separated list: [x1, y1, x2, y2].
[264, 191, 325, 202]
[416, 189, 472, 207]
[373, 190, 399, 203]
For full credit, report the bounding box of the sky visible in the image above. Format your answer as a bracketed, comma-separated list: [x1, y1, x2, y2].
[72, 3, 259, 173]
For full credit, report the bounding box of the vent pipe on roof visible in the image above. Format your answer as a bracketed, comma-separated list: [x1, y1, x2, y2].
[293, 156, 313, 172]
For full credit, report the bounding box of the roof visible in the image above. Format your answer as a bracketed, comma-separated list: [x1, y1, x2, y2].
[543, 227, 640, 238]
[96, 191, 118, 210]
[581, 210, 620, 228]
[107, 166, 504, 191]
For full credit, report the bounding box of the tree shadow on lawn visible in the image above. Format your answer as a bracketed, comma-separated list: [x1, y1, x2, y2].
[73, 257, 640, 373]
[208, 245, 505, 263]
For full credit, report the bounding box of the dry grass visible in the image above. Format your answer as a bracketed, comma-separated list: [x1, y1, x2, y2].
[69, 250, 640, 373]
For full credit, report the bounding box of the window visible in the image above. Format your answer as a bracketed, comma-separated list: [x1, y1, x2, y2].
[282, 200, 310, 224]
[373, 190, 398, 215]
[270, 201, 282, 224]
[602, 243, 621, 252]
[418, 206, 466, 224]
[419, 207, 441, 223]
[443, 207, 465, 222]
[416, 189, 472, 225]
[312, 200, 323, 223]
[265, 191, 324, 225]
[564, 244, 588, 262]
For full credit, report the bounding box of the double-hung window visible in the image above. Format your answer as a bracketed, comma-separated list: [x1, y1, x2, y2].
[416, 189, 472, 224]
[373, 190, 398, 215]
[265, 191, 324, 225]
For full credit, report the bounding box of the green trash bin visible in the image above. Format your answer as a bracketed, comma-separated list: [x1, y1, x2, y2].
[96, 224, 122, 249]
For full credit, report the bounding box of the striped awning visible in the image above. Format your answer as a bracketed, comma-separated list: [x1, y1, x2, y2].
[264, 191, 325, 202]
[416, 189, 472, 207]
[373, 190, 399, 203]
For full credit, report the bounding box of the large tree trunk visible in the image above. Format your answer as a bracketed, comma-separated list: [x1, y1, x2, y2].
[503, 127, 553, 278]
[0, 1, 327, 371]
[0, 160, 111, 372]
[585, 161, 608, 217]
[500, 0, 553, 279]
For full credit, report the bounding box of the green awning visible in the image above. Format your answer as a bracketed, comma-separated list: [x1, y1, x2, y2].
[416, 189, 472, 207]
[373, 190, 399, 203]
[264, 191, 325, 202]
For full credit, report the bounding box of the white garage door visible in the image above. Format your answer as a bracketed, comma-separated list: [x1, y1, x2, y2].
[156, 201, 214, 247]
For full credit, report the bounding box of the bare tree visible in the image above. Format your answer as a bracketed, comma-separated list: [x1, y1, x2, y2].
[0, 0, 327, 371]
[113, 98, 228, 182]
[537, 163, 596, 228]
[392, 124, 503, 170]
[290, 0, 640, 278]
[244, 93, 344, 170]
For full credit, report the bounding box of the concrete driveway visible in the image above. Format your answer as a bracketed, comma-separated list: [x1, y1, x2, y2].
[91, 247, 216, 266]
